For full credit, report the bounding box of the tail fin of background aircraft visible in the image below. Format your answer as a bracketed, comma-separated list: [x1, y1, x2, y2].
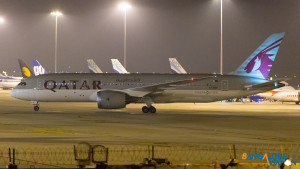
[18, 59, 34, 78]
[87, 59, 103, 73]
[32, 59, 47, 76]
[111, 59, 129, 74]
[169, 58, 187, 74]
[233, 32, 285, 79]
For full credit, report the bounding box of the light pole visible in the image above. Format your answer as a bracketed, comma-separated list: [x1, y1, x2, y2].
[220, 0, 223, 75]
[119, 2, 131, 69]
[51, 11, 62, 73]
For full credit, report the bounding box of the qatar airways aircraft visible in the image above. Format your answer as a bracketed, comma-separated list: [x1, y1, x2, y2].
[11, 33, 285, 113]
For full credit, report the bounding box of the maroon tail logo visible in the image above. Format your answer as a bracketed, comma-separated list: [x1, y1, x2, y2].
[244, 38, 282, 79]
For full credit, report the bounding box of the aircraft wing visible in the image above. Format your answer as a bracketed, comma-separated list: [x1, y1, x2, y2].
[123, 76, 212, 97]
[244, 80, 286, 90]
[99, 76, 212, 97]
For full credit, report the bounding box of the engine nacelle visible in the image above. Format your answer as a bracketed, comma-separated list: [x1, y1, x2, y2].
[97, 91, 126, 109]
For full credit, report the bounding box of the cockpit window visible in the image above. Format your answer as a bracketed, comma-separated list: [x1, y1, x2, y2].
[18, 82, 27, 86]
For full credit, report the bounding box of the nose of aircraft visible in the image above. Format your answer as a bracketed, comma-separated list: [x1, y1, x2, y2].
[10, 89, 17, 98]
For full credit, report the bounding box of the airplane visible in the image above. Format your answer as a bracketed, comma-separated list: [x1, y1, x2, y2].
[87, 59, 103, 73]
[0, 59, 47, 89]
[169, 58, 187, 74]
[87, 59, 128, 74]
[10, 32, 285, 113]
[257, 85, 300, 104]
[0, 73, 22, 89]
[111, 59, 129, 74]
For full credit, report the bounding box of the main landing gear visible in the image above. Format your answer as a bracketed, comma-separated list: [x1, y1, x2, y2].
[142, 106, 156, 113]
[31, 101, 39, 111]
[141, 96, 156, 113]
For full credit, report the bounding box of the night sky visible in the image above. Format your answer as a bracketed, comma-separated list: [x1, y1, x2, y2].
[0, 0, 298, 77]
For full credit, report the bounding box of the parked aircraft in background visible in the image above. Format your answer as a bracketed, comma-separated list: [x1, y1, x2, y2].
[32, 60, 47, 76]
[257, 86, 300, 104]
[11, 33, 285, 113]
[169, 58, 187, 74]
[0, 59, 46, 89]
[0, 73, 22, 89]
[87, 59, 103, 73]
[111, 59, 129, 74]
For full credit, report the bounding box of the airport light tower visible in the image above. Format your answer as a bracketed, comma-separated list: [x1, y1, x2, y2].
[51, 11, 62, 73]
[119, 2, 131, 69]
[220, 0, 223, 75]
[0, 17, 5, 23]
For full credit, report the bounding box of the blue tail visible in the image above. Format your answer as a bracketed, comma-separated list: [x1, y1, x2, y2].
[111, 59, 129, 74]
[32, 59, 47, 76]
[169, 58, 187, 74]
[233, 32, 285, 79]
[87, 59, 103, 73]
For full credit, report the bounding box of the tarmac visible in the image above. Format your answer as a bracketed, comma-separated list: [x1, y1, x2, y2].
[0, 90, 300, 145]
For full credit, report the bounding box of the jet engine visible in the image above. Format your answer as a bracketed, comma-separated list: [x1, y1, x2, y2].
[97, 91, 126, 109]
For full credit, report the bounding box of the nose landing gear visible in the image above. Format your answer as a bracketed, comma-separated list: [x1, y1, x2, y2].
[34, 106, 39, 111]
[31, 101, 39, 111]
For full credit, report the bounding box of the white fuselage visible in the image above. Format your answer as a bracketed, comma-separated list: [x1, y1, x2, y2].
[257, 86, 300, 102]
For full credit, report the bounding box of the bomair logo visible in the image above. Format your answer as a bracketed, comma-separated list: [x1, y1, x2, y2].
[33, 66, 45, 76]
[242, 153, 297, 166]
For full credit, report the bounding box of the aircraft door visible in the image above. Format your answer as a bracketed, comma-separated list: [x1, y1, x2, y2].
[37, 79, 44, 90]
[221, 80, 228, 90]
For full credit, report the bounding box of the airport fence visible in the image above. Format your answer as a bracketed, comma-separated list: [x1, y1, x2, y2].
[0, 143, 299, 168]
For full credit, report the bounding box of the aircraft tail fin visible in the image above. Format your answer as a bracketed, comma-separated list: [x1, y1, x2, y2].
[111, 59, 129, 74]
[32, 59, 47, 76]
[18, 59, 34, 78]
[169, 58, 187, 74]
[87, 59, 103, 73]
[233, 32, 285, 79]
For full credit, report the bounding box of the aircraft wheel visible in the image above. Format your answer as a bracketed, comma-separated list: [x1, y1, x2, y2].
[149, 106, 156, 113]
[296, 102, 300, 105]
[142, 106, 149, 113]
[34, 106, 39, 111]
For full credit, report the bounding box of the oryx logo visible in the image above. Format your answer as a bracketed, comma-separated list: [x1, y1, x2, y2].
[33, 66, 45, 76]
[244, 38, 283, 79]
